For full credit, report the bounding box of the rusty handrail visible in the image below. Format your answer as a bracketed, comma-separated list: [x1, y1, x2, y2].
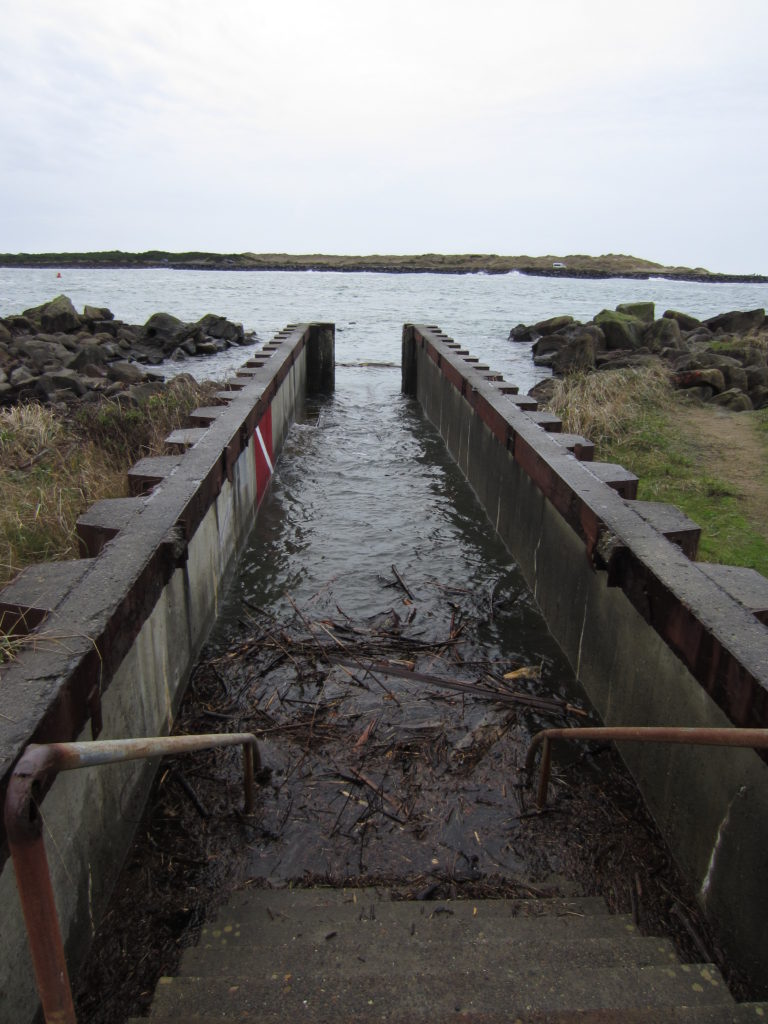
[525, 726, 768, 809]
[4, 732, 261, 1024]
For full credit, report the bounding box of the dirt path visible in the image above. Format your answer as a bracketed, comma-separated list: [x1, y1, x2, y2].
[675, 404, 768, 539]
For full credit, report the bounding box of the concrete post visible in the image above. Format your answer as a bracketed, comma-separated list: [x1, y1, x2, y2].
[307, 323, 335, 394]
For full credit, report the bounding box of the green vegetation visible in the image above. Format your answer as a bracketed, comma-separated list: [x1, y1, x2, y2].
[0, 377, 220, 594]
[2, 250, 757, 279]
[547, 369, 768, 576]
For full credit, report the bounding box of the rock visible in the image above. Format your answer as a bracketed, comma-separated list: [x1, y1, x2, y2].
[671, 368, 726, 392]
[528, 378, 557, 403]
[711, 388, 753, 411]
[684, 327, 714, 345]
[594, 309, 646, 350]
[721, 364, 748, 391]
[4, 315, 35, 336]
[678, 385, 715, 403]
[663, 310, 701, 331]
[616, 301, 655, 323]
[197, 313, 245, 344]
[704, 309, 765, 334]
[509, 323, 534, 341]
[25, 295, 82, 334]
[749, 385, 768, 409]
[106, 361, 147, 384]
[36, 369, 88, 400]
[643, 318, 683, 352]
[9, 366, 36, 387]
[531, 315, 576, 337]
[82, 305, 114, 321]
[10, 337, 71, 371]
[550, 331, 597, 374]
[594, 351, 659, 371]
[746, 365, 768, 389]
[67, 345, 111, 371]
[0, 321, 11, 344]
[170, 347, 188, 361]
[195, 341, 220, 355]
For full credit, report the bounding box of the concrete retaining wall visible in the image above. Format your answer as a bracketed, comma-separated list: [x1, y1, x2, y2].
[403, 323, 768, 994]
[0, 323, 334, 1023]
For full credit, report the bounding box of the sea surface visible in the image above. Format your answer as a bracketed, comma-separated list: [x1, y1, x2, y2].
[2, 267, 766, 393]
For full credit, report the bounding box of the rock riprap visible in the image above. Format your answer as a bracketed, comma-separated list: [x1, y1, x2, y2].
[0, 295, 255, 407]
[510, 304, 768, 411]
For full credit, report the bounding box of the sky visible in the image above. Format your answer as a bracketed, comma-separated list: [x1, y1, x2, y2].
[1, 0, 767, 273]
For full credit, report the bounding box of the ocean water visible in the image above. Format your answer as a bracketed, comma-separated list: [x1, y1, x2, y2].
[1, 267, 765, 394]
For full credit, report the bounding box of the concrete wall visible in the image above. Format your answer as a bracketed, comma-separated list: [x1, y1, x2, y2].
[0, 323, 334, 1024]
[403, 323, 768, 995]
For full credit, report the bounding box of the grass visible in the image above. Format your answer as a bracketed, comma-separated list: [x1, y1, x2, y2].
[546, 367, 768, 576]
[0, 377, 220, 595]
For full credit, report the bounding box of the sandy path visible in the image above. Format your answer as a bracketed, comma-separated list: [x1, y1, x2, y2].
[676, 405, 768, 538]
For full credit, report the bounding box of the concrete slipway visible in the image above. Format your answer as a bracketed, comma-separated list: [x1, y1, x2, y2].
[1, 319, 768, 1022]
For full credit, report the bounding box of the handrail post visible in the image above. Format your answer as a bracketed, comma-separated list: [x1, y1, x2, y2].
[5, 746, 76, 1024]
[3, 732, 262, 1024]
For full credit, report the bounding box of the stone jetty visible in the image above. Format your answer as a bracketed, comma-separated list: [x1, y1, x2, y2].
[0, 294, 254, 407]
[511, 303, 768, 411]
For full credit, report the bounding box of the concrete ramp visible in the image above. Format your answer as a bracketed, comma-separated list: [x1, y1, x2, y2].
[132, 887, 765, 1023]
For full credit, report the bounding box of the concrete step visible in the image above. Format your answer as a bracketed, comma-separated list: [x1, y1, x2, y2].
[181, 931, 679, 979]
[128, 1009, 768, 1024]
[147, 963, 734, 1018]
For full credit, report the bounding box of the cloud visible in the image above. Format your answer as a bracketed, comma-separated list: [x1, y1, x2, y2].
[1, 0, 767, 270]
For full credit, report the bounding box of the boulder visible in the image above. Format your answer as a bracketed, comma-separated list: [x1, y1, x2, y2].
[710, 388, 753, 411]
[663, 310, 701, 331]
[509, 323, 534, 341]
[746, 365, 768, 389]
[679, 385, 715, 403]
[197, 313, 245, 344]
[721, 365, 748, 392]
[531, 315, 576, 337]
[749, 385, 768, 409]
[24, 295, 82, 334]
[36, 369, 88, 400]
[106, 361, 147, 384]
[671, 368, 726, 392]
[139, 312, 202, 357]
[643, 317, 683, 352]
[616, 301, 655, 323]
[82, 305, 114, 321]
[704, 309, 765, 334]
[594, 309, 646, 350]
[4, 315, 35, 336]
[9, 366, 36, 387]
[528, 378, 557, 403]
[550, 331, 597, 374]
[0, 321, 11, 344]
[67, 345, 111, 372]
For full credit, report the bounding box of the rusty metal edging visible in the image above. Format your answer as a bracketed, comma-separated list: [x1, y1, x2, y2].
[525, 726, 768, 808]
[4, 733, 261, 1024]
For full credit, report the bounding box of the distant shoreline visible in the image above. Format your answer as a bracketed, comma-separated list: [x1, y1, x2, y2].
[1, 251, 765, 284]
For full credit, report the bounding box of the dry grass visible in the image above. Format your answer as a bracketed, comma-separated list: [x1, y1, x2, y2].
[545, 365, 672, 447]
[0, 377, 221, 591]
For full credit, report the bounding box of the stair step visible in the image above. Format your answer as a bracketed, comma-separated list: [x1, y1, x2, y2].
[148, 963, 733, 1018]
[180, 932, 679, 979]
[127, 1008, 768, 1024]
[195, 894, 632, 952]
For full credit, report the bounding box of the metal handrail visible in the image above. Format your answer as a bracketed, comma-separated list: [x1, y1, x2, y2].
[4, 732, 261, 1024]
[525, 725, 768, 809]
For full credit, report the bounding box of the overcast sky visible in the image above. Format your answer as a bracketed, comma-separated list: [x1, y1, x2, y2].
[2, 0, 766, 273]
